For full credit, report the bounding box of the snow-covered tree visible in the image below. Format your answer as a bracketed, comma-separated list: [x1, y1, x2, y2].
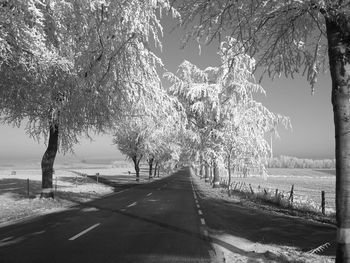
[0, 0, 178, 197]
[179, 1, 350, 259]
[114, 115, 149, 181]
[113, 87, 185, 180]
[166, 37, 289, 188]
[0, 1, 65, 71]
[147, 115, 184, 177]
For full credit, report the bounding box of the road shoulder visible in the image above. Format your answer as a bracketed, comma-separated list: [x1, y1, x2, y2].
[190, 172, 335, 263]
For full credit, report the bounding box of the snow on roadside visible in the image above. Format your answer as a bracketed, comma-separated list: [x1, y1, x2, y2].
[211, 233, 333, 263]
[0, 169, 115, 225]
[191, 174, 334, 263]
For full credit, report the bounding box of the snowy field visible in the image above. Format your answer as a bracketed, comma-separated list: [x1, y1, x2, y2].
[0, 158, 151, 224]
[221, 168, 335, 213]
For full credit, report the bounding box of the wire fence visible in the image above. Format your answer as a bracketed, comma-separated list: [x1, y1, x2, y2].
[218, 177, 335, 215]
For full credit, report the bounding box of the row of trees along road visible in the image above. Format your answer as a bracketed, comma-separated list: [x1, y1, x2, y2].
[177, 0, 350, 261]
[113, 85, 185, 181]
[165, 37, 290, 191]
[0, 1, 179, 197]
[2, 1, 350, 261]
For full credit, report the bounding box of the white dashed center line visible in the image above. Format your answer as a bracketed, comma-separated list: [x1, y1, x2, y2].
[69, 223, 100, 241]
[191, 178, 207, 234]
[127, 202, 137, 208]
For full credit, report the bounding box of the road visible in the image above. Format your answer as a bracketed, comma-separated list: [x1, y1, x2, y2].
[0, 167, 217, 263]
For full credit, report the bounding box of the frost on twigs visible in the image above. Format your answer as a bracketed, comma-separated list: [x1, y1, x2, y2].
[178, 0, 329, 93]
[113, 86, 185, 177]
[0, 0, 177, 153]
[165, 37, 291, 176]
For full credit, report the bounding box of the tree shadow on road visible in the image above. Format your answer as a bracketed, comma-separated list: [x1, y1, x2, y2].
[197, 193, 336, 257]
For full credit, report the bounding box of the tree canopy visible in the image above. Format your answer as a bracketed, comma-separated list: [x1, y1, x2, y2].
[0, 0, 179, 195]
[179, 0, 335, 91]
[166, 37, 290, 179]
[0, 0, 179, 150]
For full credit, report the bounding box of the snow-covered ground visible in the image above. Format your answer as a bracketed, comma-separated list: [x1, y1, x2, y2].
[191, 173, 335, 263]
[0, 160, 149, 225]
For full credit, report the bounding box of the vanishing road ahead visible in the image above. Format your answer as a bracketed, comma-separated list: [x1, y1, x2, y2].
[0, 168, 218, 263]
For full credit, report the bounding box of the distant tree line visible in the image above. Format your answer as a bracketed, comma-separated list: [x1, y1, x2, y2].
[267, 156, 335, 169]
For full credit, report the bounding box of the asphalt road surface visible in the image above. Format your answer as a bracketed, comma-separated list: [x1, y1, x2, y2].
[0, 167, 217, 263]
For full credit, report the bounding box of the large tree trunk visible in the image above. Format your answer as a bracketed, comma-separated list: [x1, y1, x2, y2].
[326, 16, 350, 262]
[199, 152, 204, 178]
[227, 157, 233, 196]
[209, 164, 213, 185]
[132, 155, 141, 182]
[204, 163, 209, 182]
[212, 159, 220, 188]
[148, 156, 154, 180]
[41, 123, 59, 198]
[154, 162, 158, 177]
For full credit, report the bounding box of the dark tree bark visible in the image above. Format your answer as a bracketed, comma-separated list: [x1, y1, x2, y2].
[204, 163, 209, 182]
[212, 159, 220, 188]
[326, 15, 350, 262]
[227, 157, 234, 197]
[209, 165, 213, 184]
[41, 123, 59, 198]
[132, 155, 142, 182]
[147, 156, 154, 180]
[199, 153, 204, 178]
[154, 162, 158, 177]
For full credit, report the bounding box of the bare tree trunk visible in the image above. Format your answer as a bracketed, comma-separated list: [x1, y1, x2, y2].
[326, 16, 350, 262]
[148, 156, 154, 180]
[132, 155, 141, 182]
[199, 152, 204, 178]
[154, 162, 158, 177]
[212, 159, 220, 188]
[41, 123, 59, 198]
[227, 156, 233, 196]
[209, 164, 213, 185]
[204, 163, 209, 182]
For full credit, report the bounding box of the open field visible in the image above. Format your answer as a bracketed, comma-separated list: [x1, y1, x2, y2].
[0, 159, 156, 225]
[220, 168, 336, 214]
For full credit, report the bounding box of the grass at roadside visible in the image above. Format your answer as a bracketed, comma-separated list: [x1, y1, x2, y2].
[191, 172, 335, 263]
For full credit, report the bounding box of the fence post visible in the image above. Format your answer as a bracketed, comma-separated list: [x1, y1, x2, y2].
[321, 191, 325, 215]
[96, 173, 99, 183]
[275, 189, 278, 198]
[289, 184, 294, 204]
[27, 178, 29, 197]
